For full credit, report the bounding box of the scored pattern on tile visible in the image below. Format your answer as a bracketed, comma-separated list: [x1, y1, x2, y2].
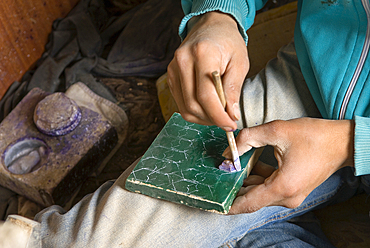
[127, 113, 251, 203]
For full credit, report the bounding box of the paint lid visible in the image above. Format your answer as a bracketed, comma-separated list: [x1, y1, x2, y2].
[33, 92, 81, 136]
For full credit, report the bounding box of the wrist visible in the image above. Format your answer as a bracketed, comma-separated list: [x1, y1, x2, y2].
[335, 119, 354, 169]
[187, 11, 239, 34]
[354, 116, 370, 175]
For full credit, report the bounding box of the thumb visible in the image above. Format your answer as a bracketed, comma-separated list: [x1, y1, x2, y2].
[223, 121, 281, 158]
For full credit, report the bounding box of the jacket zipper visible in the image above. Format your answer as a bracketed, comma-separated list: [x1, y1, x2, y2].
[339, 0, 370, 120]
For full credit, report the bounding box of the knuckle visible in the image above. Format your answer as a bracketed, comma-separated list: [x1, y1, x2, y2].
[180, 113, 192, 122]
[173, 48, 190, 66]
[280, 186, 298, 199]
[223, 82, 237, 94]
[272, 178, 299, 199]
[192, 41, 211, 56]
[196, 91, 212, 106]
[238, 59, 250, 73]
[167, 59, 175, 73]
[267, 120, 286, 137]
[180, 112, 198, 124]
[166, 71, 175, 88]
[192, 40, 220, 61]
[173, 47, 186, 58]
[185, 102, 200, 116]
[242, 64, 250, 76]
[276, 183, 306, 208]
[284, 196, 305, 209]
[244, 205, 260, 213]
[239, 128, 251, 140]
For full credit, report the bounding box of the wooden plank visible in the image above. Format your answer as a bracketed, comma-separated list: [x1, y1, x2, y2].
[0, 0, 79, 99]
[247, 1, 297, 77]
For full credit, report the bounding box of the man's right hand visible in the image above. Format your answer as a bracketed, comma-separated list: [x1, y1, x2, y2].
[167, 11, 249, 131]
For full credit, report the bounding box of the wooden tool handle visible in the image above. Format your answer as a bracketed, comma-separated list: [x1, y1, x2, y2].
[211, 71, 241, 171]
[212, 71, 227, 108]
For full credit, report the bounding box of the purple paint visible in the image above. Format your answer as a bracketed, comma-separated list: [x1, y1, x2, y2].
[233, 157, 241, 171]
[34, 92, 82, 136]
[218, 159, 237, 172]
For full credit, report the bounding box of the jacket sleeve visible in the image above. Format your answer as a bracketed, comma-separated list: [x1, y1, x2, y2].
[179, 0, 268, 44]
[354, 116, 370, 176]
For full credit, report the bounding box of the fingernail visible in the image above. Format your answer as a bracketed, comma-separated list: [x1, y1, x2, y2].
[221, 127, 235, 132]
[233, 103, 241, 121]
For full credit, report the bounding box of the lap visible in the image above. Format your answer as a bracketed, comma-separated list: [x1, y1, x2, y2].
[31, 161, 358, 248]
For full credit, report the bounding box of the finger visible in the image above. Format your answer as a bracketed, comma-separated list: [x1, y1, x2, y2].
[242, 174, 265, 186]
[192, 51, 237, 130]
[229, 185, 256, 214]
[179, 62, 212, 124]
[222, 51, 249, 122]
[235, 121, 285, 155]
[229, 171, 282, 214]
[250, 161, 276, 178]
[236, 186, 252, 196]
[169, 48, 211, 125]
[229, 185, 276, 214]
[167, 61, 187, 115]
[221, 129, 257, 159]
[222, 121, 286, 160]
[231, 168, 308, 214]
[196, 71, 236, 130]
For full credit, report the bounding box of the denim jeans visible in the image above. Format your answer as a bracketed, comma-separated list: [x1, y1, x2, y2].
[7, 41, 366, 247]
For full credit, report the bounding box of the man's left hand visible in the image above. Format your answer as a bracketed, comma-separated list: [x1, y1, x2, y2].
[222, 118, 354, 214]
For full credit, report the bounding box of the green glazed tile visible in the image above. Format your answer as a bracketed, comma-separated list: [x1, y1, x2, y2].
[125, 113, 255, 214]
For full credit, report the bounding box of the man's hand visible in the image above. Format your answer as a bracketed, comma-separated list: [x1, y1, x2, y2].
[222, 118, 354, 214]
[167, 11, 249, 131]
